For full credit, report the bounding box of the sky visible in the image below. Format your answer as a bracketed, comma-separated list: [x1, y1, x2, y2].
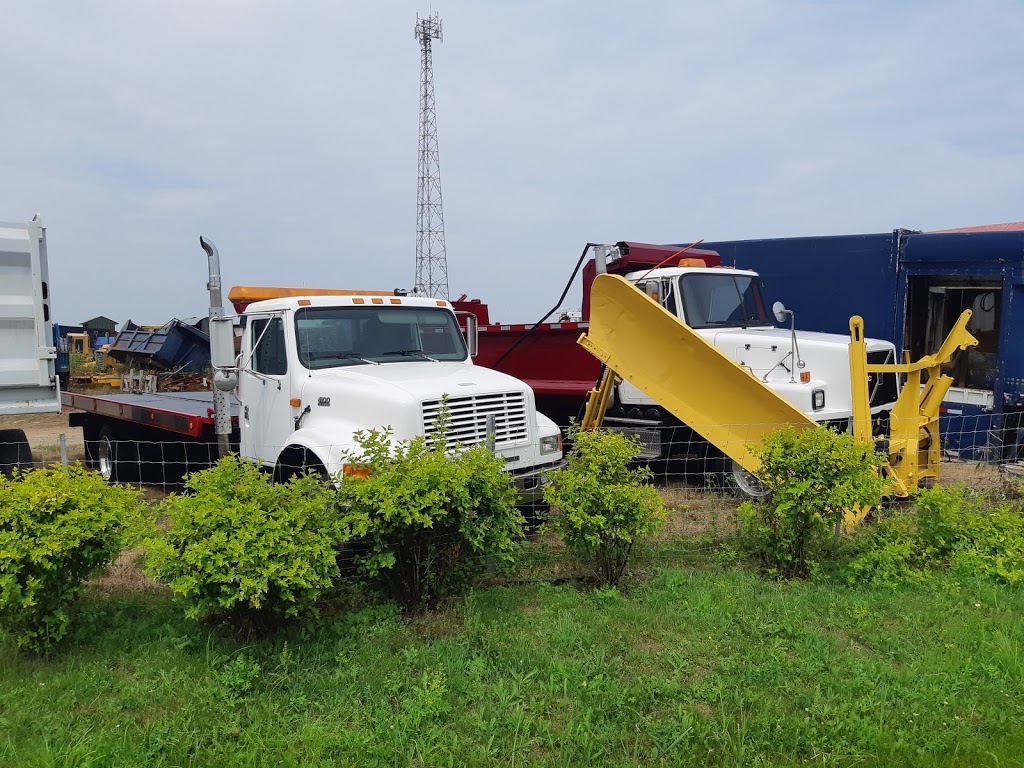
[2, 0, 1022, 327]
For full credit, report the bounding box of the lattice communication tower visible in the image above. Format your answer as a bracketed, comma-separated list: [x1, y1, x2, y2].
[414, 12, 448, 299]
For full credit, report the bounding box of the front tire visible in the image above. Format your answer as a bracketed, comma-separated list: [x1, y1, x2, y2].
[730, 460, 770, 499]
[274, 447, 329, 484]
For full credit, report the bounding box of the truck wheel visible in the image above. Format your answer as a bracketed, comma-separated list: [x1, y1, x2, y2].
[729, 460, 770, 499]
[0, 429, 34, 478]
[518, 501, 550, 535]
[95, 426, 120, 483]
[274, 447, 329, 484]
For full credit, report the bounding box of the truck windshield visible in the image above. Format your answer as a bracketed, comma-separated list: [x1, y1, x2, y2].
[678, 273, 770, 329]
[295, 306, 468, 369]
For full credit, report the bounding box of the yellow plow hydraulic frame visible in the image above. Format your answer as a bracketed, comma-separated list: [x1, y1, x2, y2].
[849, 311, 978, 498]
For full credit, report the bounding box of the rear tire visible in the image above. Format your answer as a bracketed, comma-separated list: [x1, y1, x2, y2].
[95, 425, 119, 482]
[0, 429, 33, 478]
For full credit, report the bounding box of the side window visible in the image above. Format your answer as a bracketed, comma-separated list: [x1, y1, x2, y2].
[251, 317, 287, 375]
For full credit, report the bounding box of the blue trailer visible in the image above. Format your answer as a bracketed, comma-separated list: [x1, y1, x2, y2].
[678, 227, 1024, 462]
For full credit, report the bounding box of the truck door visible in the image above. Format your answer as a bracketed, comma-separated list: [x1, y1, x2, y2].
[239, 315, 291, 467]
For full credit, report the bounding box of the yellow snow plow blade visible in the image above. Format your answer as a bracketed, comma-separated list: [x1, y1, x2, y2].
[578, 273, 816, 474]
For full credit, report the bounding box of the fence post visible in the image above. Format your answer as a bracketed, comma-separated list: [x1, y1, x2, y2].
[58, 433, 68, 466]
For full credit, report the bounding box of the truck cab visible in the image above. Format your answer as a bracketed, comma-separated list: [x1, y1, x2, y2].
[623, 263, 899, 424]
[234, 291, 563, 498]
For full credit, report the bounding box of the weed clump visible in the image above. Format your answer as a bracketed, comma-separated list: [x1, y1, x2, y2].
[843, 483, 1024, 587]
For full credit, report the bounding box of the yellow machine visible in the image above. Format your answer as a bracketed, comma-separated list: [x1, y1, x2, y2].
[849, 311, 978, 498]
[578, 273, 979, 513]
[68, 332, 91, 357]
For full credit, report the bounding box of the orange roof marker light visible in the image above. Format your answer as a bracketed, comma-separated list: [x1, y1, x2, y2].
[678, 258, 707, 268]
[227, 285, 395, 313]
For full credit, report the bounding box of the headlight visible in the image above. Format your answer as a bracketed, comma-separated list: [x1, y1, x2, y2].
[812, 389, 825, 411]
[540, 434, 561, 455]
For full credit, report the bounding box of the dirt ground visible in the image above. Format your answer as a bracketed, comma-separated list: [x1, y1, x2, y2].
[1, 410, 86, 464]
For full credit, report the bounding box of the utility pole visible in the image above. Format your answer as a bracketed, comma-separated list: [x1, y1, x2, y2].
[414, 12, 449, 299]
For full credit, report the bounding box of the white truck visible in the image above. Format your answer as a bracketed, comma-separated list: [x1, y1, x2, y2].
[65, 238, 564, 506]
[616, 260, 900, 425]
[0, 215, 60, 476]
[462, 241, 900, 493]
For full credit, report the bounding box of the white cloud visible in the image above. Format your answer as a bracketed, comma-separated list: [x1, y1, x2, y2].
[0, 0, 1020, 325]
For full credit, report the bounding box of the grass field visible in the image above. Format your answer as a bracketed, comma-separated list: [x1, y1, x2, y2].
[2, 557, 1023, 767]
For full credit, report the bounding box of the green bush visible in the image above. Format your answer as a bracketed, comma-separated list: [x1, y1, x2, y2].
[145, 455, 346, 628]
[950, 507, 1024, 584]
[914, 483, 982, 559]
[738, 426, 885, 579]
[0, 466, 142, 654]
[843, 485, 1024, 587]
[839, 512, 928, 588]
[543, 427, 666, 586]
[337, 426, 522, 610]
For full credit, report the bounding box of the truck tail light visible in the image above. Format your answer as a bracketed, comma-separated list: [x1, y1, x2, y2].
[343, 463, 372, 480]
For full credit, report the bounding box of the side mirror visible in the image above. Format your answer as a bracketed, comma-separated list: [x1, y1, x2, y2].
[772, 301, 789, 324]
[456, 311, 479, 357]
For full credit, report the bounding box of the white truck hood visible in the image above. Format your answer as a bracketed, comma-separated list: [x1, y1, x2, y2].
[709, 326, 892, 352]
[295, 360, 538, 447]
[302, 360, 530, 401]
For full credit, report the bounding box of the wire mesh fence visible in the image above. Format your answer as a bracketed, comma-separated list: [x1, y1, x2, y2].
[52, 416, 1024, 495]
[42, 415, 1018, 586]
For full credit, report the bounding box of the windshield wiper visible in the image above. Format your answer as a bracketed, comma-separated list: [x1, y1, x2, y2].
[381, 349, 438, 361]
[699, 318, 773, 328]
[308, 351, 379, 366]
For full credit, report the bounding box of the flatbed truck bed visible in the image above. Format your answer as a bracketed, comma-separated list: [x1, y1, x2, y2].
[62, 390, 240, 484]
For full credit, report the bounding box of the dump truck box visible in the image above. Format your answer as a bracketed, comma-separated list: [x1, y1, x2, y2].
[0, 215, 59, 415]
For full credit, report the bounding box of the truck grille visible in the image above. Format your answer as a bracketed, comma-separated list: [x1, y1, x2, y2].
[867, 350, 900, 408]
[422, 392, 529, 449]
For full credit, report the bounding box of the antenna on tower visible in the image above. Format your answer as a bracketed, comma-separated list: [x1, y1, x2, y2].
[414, 11, 448, 299]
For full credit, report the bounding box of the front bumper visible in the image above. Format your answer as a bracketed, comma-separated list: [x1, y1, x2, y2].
[508, 458, 565, 502]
